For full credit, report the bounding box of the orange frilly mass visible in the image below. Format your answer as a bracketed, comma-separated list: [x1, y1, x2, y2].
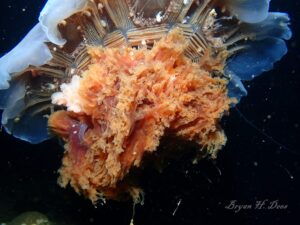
[49, 30, 231, 203]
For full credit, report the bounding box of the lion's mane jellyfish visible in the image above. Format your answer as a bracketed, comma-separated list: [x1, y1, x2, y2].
[0, 0, 291, 203]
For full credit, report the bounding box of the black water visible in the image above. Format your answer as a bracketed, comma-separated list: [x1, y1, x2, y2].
[0, 0, 299, 225]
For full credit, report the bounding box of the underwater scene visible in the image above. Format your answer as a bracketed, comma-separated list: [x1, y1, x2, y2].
[0, 0, 299, 224]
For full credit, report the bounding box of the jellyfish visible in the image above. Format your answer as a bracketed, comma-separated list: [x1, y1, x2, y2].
[0, 0, 291, 203]
[2, 211, 52, 225]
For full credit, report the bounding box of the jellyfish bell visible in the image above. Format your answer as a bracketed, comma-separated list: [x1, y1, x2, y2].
[225, 0, 271, 23]
[0, 0, 291, 202]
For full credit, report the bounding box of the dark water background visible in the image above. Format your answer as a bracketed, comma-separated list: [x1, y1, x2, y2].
[0, 0, 299, 225]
